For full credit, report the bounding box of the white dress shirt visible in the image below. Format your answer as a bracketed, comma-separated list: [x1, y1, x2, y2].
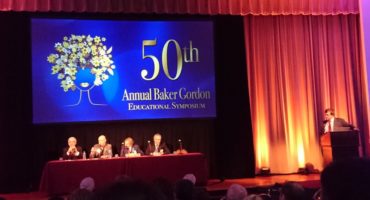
[325, 118, 334, 132]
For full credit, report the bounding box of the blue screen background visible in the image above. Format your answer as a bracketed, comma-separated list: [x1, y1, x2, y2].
[32, 19, 215, 123]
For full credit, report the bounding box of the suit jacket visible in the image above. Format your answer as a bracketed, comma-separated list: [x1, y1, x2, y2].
[62, 146, 83, 160]
[145, 143, 170, 155]
[321, 117, 354, 134]
[89, 144, 112, 158]
[120, 144, 144, 157]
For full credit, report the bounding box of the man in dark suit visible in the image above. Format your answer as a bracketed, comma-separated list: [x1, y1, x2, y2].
[62, 137, 83, 160]
[321, 108, 354, 134]
[145, 133, 170, 155]
[120, 137, 143, 157]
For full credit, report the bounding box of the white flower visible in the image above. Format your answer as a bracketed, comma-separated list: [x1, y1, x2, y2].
[94, 78, 103, 86]
[86, 35, 93, 42]
[65, 76, 72, 83]
[101, 74, 109, 81]
[68, 62, 75, 67]
[58, 73, 65, 79]
[49, 34, 116, 92]
[99, 49, 106, 55]
[54, 42, 62, 48]
[64, 68, 71, 75]
[55, 59, 62, 65]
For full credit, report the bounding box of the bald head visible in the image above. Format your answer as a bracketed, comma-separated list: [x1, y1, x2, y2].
[98, 135, 107, 146]
[153, 133, 162, 146]
[68, 137, 77, 147]
[124, 137, 134, 148]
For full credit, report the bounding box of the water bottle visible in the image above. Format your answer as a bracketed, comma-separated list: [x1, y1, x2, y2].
[82, 151, 86, 160]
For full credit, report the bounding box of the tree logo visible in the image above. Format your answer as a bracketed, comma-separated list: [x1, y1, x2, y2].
[47, 34, 115, 106]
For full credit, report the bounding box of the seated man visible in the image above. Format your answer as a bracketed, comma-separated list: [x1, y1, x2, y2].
[279, 182, 305, 200]
[120, 137, 143, 157]
[145, 133, 170, 156]
[321, 108, 355, 134]
[89, 135, 112, 158]
[62, 136, 83, 160]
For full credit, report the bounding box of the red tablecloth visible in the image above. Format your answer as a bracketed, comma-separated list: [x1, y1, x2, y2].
[39, 153, 208, 195]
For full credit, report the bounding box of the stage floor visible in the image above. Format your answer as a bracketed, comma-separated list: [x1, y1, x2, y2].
[0, 174, 320, 200]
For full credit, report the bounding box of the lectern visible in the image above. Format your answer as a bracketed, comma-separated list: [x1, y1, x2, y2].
[320, 130, 360, 166]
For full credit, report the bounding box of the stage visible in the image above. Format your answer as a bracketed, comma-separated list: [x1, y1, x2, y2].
[0, 174, 320, 200]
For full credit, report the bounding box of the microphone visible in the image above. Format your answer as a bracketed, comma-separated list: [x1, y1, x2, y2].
[148, 140, 152, 152]
[178, 139, 183, 151]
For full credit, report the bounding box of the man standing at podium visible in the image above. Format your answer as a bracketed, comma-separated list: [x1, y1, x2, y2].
[322, 108, 354, 134]
[320, 108, 359, 166]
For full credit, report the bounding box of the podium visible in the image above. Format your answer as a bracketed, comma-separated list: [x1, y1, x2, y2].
[320, 130, 360, 166]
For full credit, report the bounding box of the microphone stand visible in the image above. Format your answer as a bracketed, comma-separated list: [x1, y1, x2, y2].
[178, 139, 183, 152]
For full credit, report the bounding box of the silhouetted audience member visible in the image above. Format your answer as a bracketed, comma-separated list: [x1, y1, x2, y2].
[152, 178, 174, 200]
[68, 188, 93, 200]
[48, 197, 64, 200]
[246, 194, 263, 200]
[279, 182, 305, 200]
[92, 179, 164, 200]
[221, 184, 248, 200]
[80, 177, 95, 192]
[258, 194, 272, 200]
[183, 173, 196, 185]
[0, 197, 5, 200]
[114, 174, 132, 182]
[320, 158, 370, 200]
[175, 179, 194, 200]
[182, 174, 209, 200]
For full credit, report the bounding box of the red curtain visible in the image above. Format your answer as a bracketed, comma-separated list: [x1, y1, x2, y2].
[244, 14, 370, 173]
[0, 0, 359, 15]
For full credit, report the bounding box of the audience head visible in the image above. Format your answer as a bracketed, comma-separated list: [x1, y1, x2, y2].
[279, 182, 305, 200]
[92, 179, 164, 200]
[324, 108, 335, 120]
[114, 174, 132, 182]
[225, 184, 248, 200]
[80, 177, 95, 192]
[123, 137, 134, 148]
[152, 177, 174, 200]
[320, 158, 370, 200]
[183, 173, 196, 185]
[68, 137, 77, 147]
[246, 194, 263, 200]
[68, 188, 93, 200]
[98, 135, 107, 146]
[153, 133, 162, 146]
[175, 179, 194, 200]
[48, 197, 64, 200]
[258, 193, 272, 200]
